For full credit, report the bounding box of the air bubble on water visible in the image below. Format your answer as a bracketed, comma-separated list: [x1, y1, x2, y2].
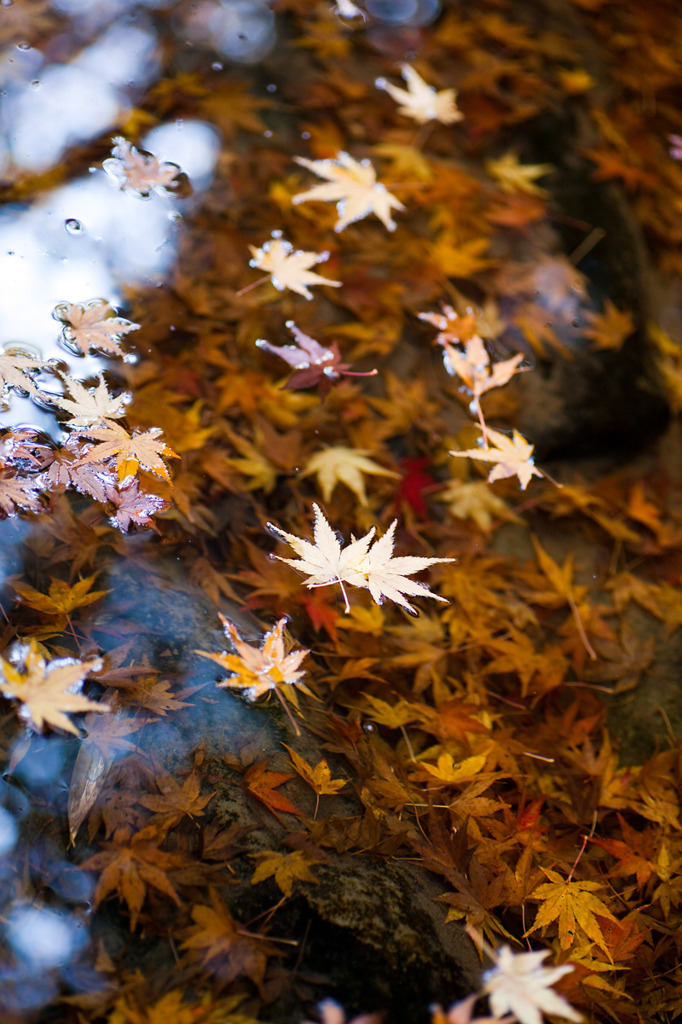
[211, 62, 223, 70]
[16, 42, 31, 51]
[64, 218, 84, 235]
[264, 130, 273, 138]
[301, 131, 311, 139]
[363, 722, 376, 732]
[123, 352, 139, 364]
[266, 83, 277, 92]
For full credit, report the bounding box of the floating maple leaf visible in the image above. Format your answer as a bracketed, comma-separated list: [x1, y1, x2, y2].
[331, 0, 366, 19]
[256, 320, 376, 390]
[481, 945, 581, 1024]
[300, 445, 398, 505]
[103, 136, 190, 198]
[76, 422, 177, 483]
[247, 232, 341, 300]
[375, 63, 463, 125]
[420, 306, 525, 410]
[40, 434, 119, 503]
[0, 639, 106, 735]
[108, 479, 170, 531]
[293, 151, 405, 232]
[451, 426, 543, 490]
[52, 373, 131, 427]
[269, 503, 453, 615]
[197, 614, 311, 703]
[0, 347, 47, 399]
[53, 300, 140, 358]
[0, 471, 45, 516]
[303, 1000, 382, 1024]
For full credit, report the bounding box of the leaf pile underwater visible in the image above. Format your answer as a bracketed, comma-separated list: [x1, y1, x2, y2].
[2, 1, 682, 1022]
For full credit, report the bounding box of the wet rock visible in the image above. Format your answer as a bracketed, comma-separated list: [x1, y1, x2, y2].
[493, 0, 669, 459]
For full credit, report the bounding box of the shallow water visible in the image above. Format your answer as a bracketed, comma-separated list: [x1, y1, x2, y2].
[2, 2, 682, 1023]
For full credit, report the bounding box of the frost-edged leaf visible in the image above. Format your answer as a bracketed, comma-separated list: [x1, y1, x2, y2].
[451, 426, 543, 490]
[375, 63, 463, 125]
[257, 320, 375, 390]
[108, 479, 170, 531]
[53, 373, 131, 427]
[0, 347, 48, 399]
[269, 503, 453, 614]
[76, 421, 177, 483]
[293, 151, 405, 232]
[0, 471, 45, 516]
[102, 136, 190, 198]
[248, 233, 341, 300]
[53, 300, 140, 358]
[196, 615, 311, 701]
[0, 639, 107, 735]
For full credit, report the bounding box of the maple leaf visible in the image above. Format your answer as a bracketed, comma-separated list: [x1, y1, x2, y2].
[257, 320, 376, 391]
[76, 421, 177, 483]
[83, 831, 185, 930]
[137, 769, 214, 831]
[300, 446, 398, 505]
[268, 503, 453, 615]
[53, 300, 140, 358]
[527, 868, 617, 953]
[304, 999, 382, 1024]
[293, 151, 405, 232]
[196, 614, 311, 703]
[0, 639, 106, 735]
[180, 888, 274, 987]
[12, 572, 110, 617]
[242, 760, 304, 818]
[481, 945, 582, 1024]
[0, 347, 47, 398]
[250, 848, 321, 897]
[108, 479, 170, 531]
[53, 373, 131, 427]
[451, 426, 543, 490]
[486, 151, 554, 196]
[431, 994, 506, 1024]
[375, 63, 463, 125]
[415, 752, 487, 786]
[0, 471, 45, 516]
[331, 0, 366, 19]
[592, 813, 657, 888]
[438, 479, 513, 531]
[103, 136, 189, 198]
[247, 232, 341, 300]
[283, 743, 347, 816]
[582, 300, 635, 351]
[419, 307, 525, 411]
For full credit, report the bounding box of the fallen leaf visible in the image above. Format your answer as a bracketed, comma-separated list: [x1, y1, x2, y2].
[248, 232, 341, 300]
[293, 151, 405, 232]
[0, 639, 106, 734]
[375, 63, 463, 125]
[269, 503, 453, 614]
[300, 445, 398, 505]
[250, 849, 321, 896]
